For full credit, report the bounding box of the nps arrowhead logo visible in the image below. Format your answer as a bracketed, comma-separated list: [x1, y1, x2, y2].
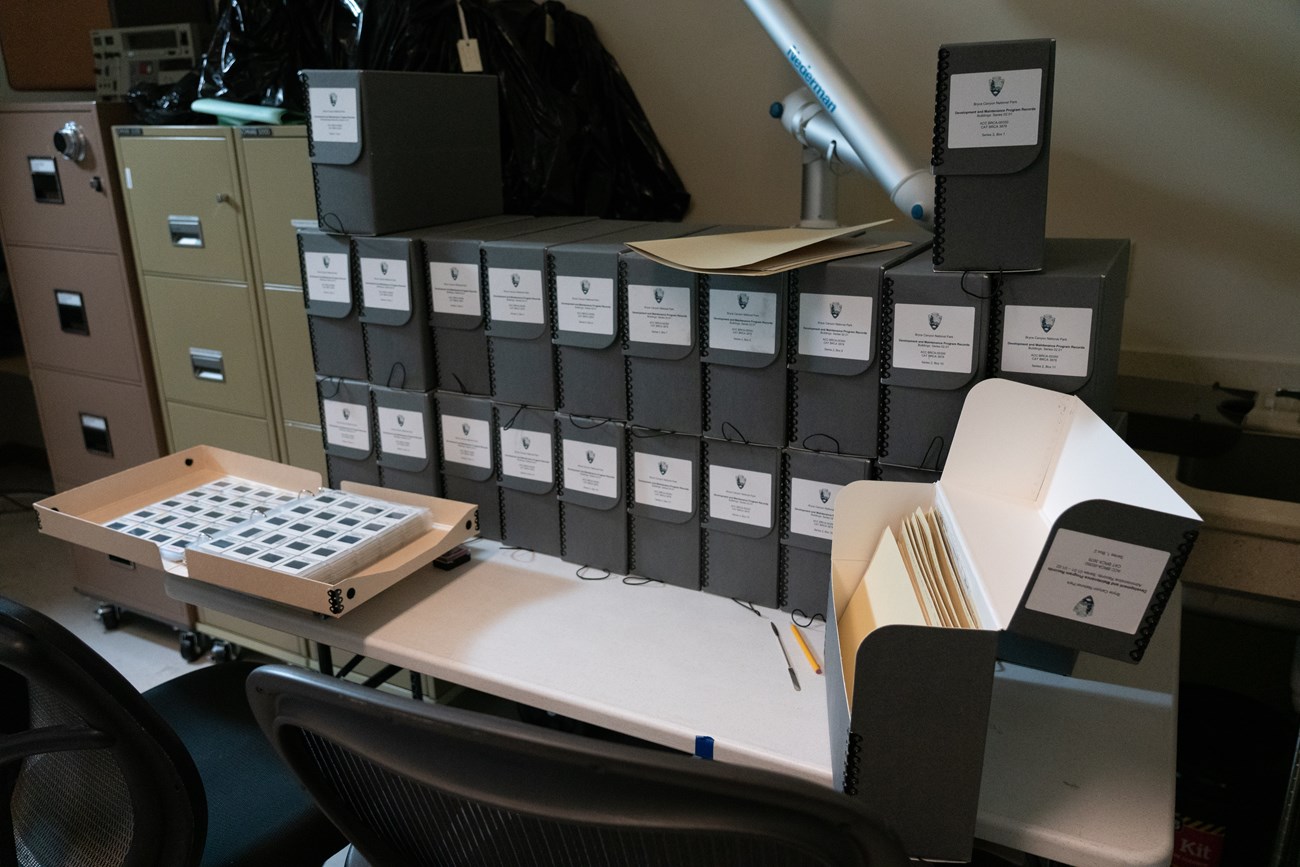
[585, 450, 595, 464]
[511, 273, 521, 288]
[658, 461, 668, 476]
[928, 312, 943, 331]
[450, 266, 460, 281]
[737, 293, 749, 310]
[989, 76, 1004, 97]
[653, 287, 665, 304]
[735, 474, 747, 490]
[1040, 313, 1056, 333]
[461, 422, 470, 436]
[830, 301, 842, 319]
[396, 414, 405, 427]
[819, 488, 831, 504]
[329, 91, 338, 107]
[379, 261, 389, 276]
[580, 279, 591, 295]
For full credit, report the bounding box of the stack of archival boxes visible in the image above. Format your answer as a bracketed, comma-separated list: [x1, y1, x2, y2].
[295, 70, 1134, 623]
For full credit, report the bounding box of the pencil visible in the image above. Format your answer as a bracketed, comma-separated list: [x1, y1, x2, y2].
[790, 623, 822, 675]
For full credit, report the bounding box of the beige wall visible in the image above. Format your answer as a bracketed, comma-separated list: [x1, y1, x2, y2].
[575, 0, 1300, 391]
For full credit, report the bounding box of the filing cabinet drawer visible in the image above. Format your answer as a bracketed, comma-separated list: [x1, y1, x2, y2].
[69, 546, 195, 630]
[116, 131, 247, 281]
[30, 367, 163, 485]
[143, 275, 268, 414]
[0, 102, 129, 252]
[166, 402, 276, 458]
[238, 131, 316, 288]
[284, 421, 328, 478]
[6, 245, 144, 382]
[197, 607, 309, 661]
[263, 285, 320, 425]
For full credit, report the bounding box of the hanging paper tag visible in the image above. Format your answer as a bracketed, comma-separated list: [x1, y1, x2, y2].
[458, 39, 483, 73]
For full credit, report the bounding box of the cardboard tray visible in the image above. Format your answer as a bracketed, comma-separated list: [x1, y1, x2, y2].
[35, 446, 476, 618]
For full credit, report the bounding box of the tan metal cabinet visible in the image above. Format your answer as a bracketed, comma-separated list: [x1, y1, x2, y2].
[32, 366, 165, 488]
[0, 100, 180, 633]
[115, 131, 247, 282]
[6, 246, 145, 383]
[284, 421, 329, 478]
[262, 285, 320, 424]
[142, 275, 270, 416]
[237, 129, 317, 288]
[113, 123, 326, 661]
[235, 126, 326, 473]
[0, 103, 125, 252]
[165, 402, 276, 460]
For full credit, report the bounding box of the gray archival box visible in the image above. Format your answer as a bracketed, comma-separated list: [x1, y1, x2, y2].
[302, 69, 503, 236]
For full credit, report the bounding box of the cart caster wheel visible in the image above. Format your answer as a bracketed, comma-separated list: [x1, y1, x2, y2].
[95, 604, 122, 631]
[211, 640, 242, 664]
[178, 631, 211, 662]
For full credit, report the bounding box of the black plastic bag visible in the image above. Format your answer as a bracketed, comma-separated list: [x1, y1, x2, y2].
[126, 72, 203, 125]
[499, 0, 690, 221]
[197, 0, 353, 112]
[350, 0, 575, 216]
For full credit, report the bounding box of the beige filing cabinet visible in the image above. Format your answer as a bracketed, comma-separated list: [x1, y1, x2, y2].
[234, 127, 326, 478]
[114, 124, 323, 663]
[0, 101, 196, 638]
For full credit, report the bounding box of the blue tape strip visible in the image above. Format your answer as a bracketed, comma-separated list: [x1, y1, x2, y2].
[694, 735, 714, 760]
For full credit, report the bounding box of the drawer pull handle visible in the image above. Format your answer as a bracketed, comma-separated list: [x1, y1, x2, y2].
[168, 215, 204, 248]
[190, 347, 225, 382]
[55, 290, 89, 335]
[79, 413, 113, 456]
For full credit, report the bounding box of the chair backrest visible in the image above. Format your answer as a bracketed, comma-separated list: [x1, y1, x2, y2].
[0, 596, 204, 867]
[247, 664, 908, 867]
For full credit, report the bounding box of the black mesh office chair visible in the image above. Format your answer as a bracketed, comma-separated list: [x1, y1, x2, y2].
[0, 595, 344, 867]
[247, 664, 909, 867]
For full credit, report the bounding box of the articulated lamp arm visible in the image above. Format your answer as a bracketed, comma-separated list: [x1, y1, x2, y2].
[741, 0, 934, 227]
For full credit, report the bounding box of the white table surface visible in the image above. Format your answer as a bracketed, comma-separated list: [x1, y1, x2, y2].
[165, 539, 1179, 867]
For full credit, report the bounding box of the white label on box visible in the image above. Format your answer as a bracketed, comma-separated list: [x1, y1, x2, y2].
[709, 289, 777, 354]
[1000, 305, 1092, 377]
[322, 399, 369, 452]
[627, 283, 692, 346]
[1026, 529, 1170, 633]
[304, 251, 351, 305]
[488, 267, 545, 324]
[633, 452, 692, 513]
[798, 293, 873, 361]
[947, 68, 1042, 149]
[308, 86, 360, 144]
[556, 275, 615, 336]
[788, 478, 844, 540]
[441, 414, 491, 468]
[377, 407, 427, 461]
[708, 464, 772, 529]
[429, 261, 481, 317]
[359, 257, 410, 312]
[29, 157, 56, 174]
[892, 304, 976, 373]
[500, 428, 553, 483]
[562, 440, 618, 499]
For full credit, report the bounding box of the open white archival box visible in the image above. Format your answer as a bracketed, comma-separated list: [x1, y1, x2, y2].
[826, 378, 1200, 861]
[35, 446, 476, 618]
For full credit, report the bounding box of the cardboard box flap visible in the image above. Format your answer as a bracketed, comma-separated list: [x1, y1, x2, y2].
[436, 392, 496, 482]
[780, 450, 872, 554]
[628, 433, 699, 524]
[355, 237, 418, 328]
[318, 378, 375, 461]
[495, 407, 557, 495]
[302, 69, 365, 166]
[623, 279, 698, 361]
[703, 440, 779, 540]
[299, 230, 354, 319]
[932, 39, 1055, 179]
[372, 387, 434, 475]
[992, 300, 1098, 392]
[556, 417, 624, 512]
[702, 274, 786, 370]
[937, 379, 1200, 635]
[35, 446, 322, 576]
